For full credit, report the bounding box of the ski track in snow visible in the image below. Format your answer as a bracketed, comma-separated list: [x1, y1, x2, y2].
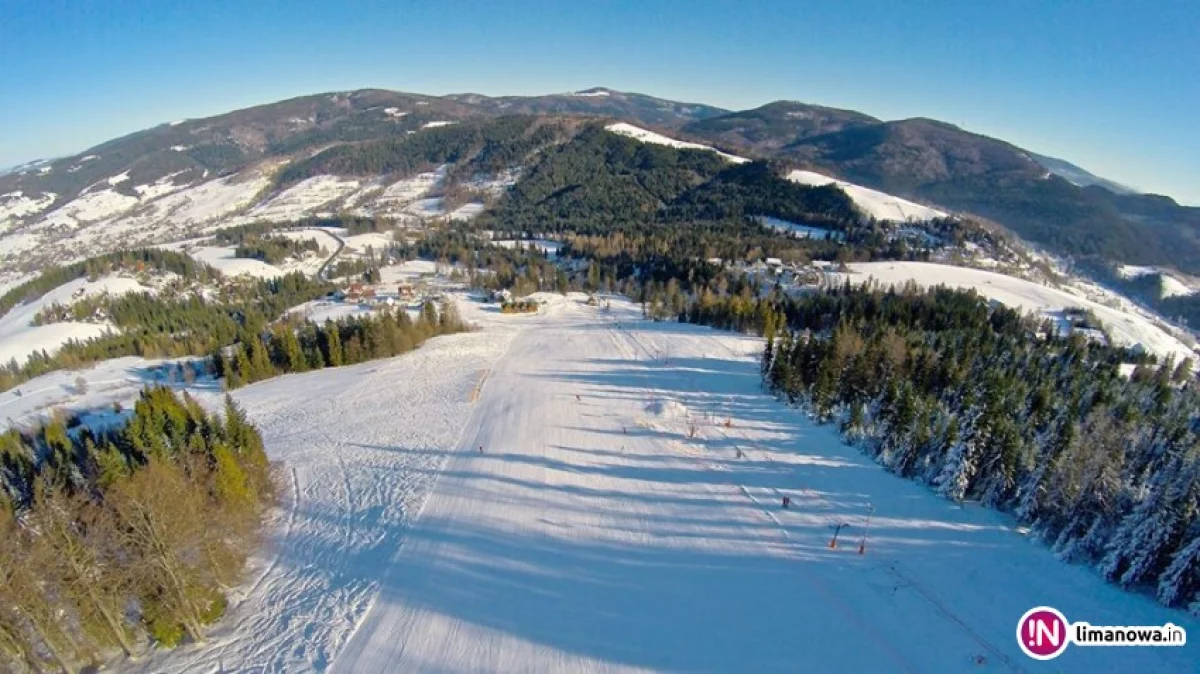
[122, 295, 1195, 673]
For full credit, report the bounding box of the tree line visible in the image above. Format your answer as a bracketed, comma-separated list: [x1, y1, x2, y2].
[213, 300, 467, 389]
[234, 235, 322, 265]
[0, 387, 275, 671]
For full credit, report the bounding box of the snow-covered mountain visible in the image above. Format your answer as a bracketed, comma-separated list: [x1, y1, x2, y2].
[4, 86, 1199, 276]
[1029, 152, 1137, 194]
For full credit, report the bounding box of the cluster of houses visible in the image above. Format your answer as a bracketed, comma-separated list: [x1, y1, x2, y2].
[328, 281, 419, 308]
[706, 256, 841, 290]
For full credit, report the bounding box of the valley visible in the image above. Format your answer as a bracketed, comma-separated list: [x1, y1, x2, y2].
[1, 84, 1198, 673]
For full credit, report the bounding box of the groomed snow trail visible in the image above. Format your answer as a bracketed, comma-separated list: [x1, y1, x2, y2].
[123, 317, 521, 674]
[327, 297, 1196, 673]
[119, 294, 1196, 673]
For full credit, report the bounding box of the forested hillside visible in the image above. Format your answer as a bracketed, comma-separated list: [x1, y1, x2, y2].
[478, 125, 859, 234]
[275, 116, 576, 189]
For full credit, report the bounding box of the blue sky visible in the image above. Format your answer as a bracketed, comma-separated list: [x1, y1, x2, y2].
[2, 0, 1197, 203]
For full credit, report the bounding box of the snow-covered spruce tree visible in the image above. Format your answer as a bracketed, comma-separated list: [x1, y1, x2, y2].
[1014, 419, 1076, 525]
[1158, 523, 1200, 610]
[760, 336, 774, 379]
[1099, 457, 1191, 588]
[934, 430, 977, 502]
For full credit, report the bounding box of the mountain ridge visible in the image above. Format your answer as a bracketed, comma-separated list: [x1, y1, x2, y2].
[3, 86, 1197, 274]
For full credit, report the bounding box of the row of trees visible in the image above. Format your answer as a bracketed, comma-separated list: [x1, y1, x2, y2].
[0, 388, 275, 671]
[695, 283, 1200, 611]
[234, 235, 322, 265]
[213, 300, 467, 388]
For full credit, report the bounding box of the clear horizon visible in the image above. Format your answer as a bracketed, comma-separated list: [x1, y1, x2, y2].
[2, 1, 1197, 204]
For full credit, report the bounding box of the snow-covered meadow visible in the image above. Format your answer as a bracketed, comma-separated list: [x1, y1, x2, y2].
[0, 274, 162, 366]
[833, 261, 1197, 363]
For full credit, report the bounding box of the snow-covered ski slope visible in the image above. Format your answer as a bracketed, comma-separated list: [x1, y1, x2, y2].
[787, 170, 947, 222]
[605, 123, 750, 164]
[128, 295, 1193, 673]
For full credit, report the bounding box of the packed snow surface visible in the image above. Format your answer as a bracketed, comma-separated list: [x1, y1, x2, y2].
[787, 170, 947, 222]
[836, 261, 1195, 362]
[104, 293, 1194, 674]
[605, 123, 750, 164]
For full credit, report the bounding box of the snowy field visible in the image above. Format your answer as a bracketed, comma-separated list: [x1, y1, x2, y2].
[0, 274, 159, 366]
[759, 215, 845, 241]
[597, 124, 945, 225]
[492, 238, 561, 258]
[1114, 265, 1195, 299]
[244, 175, 362, 222]
[45, 293, 1181, 673]
[0, 191, 56, 229]
[834, 261, 1197, 362]
[787, 170, 947, 223]
[0, 356, 216, 432]
[287, 299, 378, 324]
[179, 245, 287, 279]
[605, 123, 750, 164]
